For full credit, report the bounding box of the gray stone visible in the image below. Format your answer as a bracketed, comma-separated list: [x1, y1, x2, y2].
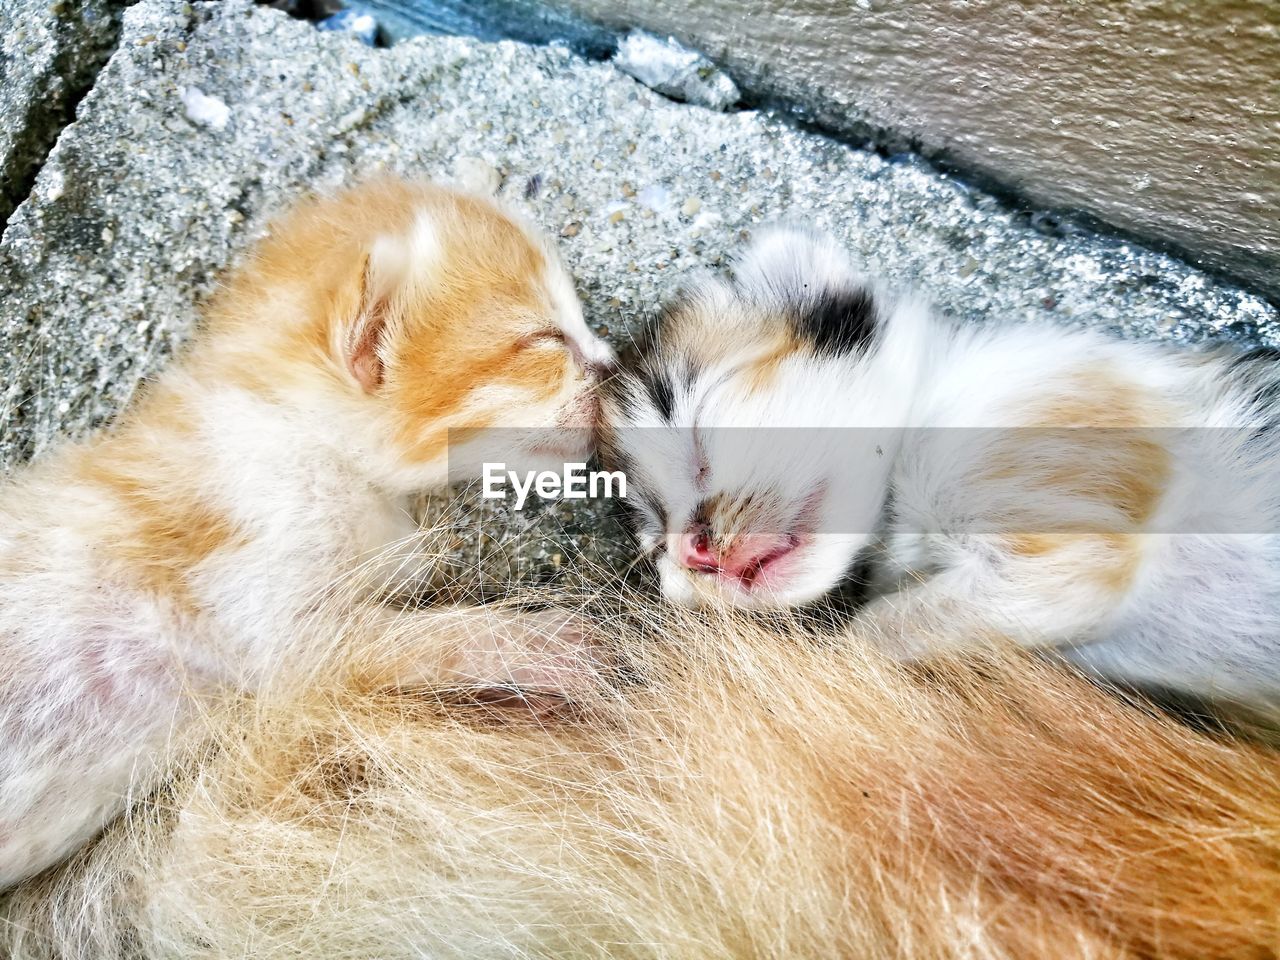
[1, 0, 1277, 594]
[613, 30, 739, 111]
[0, 0, 125, 222]
[431, 0, 1280, 304]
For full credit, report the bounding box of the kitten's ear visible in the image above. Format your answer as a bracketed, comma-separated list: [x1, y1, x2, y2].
[346, 252, 390, 393]
[731, 227, 861, 305]
[345, 211, 440, 394]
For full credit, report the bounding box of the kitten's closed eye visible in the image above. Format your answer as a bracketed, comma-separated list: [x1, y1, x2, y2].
[518, 329, 566, 349]
[333, 183, 614, 475]
[523, 327, 617, 383]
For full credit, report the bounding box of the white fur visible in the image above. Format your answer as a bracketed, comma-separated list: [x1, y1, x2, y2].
[608, 229, 1280, 722]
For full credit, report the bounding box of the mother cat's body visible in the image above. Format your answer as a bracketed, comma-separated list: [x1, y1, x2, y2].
[3, 607, 1277, 959]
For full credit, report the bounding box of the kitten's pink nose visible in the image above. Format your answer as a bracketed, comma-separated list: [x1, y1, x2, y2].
[676, 528, 721, 573]
[675, 527, 797, 586]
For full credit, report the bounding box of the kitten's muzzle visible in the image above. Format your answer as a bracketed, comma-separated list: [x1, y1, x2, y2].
[567, 335, 617, 383]
[674, 525, 801, 588]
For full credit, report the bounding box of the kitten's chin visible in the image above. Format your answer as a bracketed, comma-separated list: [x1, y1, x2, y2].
[657, 535, 865, 611]
[509, 433, 597, 477]
[445, 426, 595, 481]
[657, 550, 843, 612]
[525, 433, 595, 463]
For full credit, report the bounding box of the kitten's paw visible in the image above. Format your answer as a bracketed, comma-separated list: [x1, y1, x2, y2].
[859, 592, 1012, 662]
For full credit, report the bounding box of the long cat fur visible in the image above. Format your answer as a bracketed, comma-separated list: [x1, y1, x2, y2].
[0, 600, 1277, 959]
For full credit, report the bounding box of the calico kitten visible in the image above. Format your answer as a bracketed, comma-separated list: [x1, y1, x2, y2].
[0, 178, 615, 888]
[602, 228, 1280, 723]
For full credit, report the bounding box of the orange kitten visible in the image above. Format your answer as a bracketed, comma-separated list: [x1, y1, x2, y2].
[0, 179, 614, 888]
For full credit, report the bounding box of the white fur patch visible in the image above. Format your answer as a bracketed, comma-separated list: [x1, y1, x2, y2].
[733, 227, 866, 305]
[369, 209, 442, 299]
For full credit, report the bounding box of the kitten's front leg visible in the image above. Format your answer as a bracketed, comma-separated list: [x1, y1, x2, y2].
[857, 569, 999, 660]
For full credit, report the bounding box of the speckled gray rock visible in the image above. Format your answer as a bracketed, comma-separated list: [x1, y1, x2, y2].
[0, 0, 124, 221]
[1, 0, 1277, 593]
[613, 30, 739, 111]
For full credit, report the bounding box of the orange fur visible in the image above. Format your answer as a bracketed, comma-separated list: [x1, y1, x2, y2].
[0, 178, 612, 894]
[68, 434, 243, 610]
[740, 329, 804, 394]
[1, 607, 1276, 958]
[985, 366, 1174, 597]
[35, 178, 601, 615]
[197, 179, 585, 465]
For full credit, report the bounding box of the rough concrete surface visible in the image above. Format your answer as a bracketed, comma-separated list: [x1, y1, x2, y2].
[0, 0, 125, 222]
[434, 0, 1280, 304]
[1, 0, 1277, 593]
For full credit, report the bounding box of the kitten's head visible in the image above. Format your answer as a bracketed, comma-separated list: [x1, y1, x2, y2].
[211, 179, 614, 490]
[602, 228, 917, 609]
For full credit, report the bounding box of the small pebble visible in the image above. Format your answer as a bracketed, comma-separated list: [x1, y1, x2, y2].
[681, 197, 702, 218]
[180, 85, 230, 131]
[560, 221, 583, 238]
[613, 31, 741, 111]
[451, 156, 501, 195]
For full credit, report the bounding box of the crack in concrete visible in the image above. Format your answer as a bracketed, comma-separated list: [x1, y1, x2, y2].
[0, 1, 133, 233]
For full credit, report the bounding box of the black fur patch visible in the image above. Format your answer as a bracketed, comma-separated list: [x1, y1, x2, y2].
[789, 287, 878, 357]
[1229, 345, 1280, 413]
[643, 367, 676, 421]
[1229, 345, 1280, 366]
[613, 310, 675, 421]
